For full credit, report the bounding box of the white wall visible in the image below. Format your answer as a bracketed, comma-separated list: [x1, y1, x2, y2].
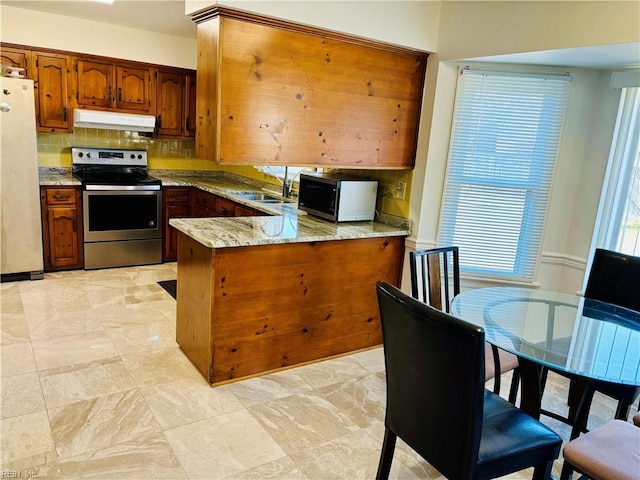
[0, 5, 197, 68]
[186, 0, 440, 52]
[408, 1, 639, 294]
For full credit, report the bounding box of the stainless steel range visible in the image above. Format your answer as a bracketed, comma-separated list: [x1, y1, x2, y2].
[72, 147, 162, 270]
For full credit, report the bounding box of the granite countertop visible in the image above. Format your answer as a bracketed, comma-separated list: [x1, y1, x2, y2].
[39, 168, 411, 247]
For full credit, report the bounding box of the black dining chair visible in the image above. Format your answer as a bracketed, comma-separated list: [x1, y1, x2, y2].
[410, 247, 520, 403]
[559, 248, 640, 434]
[375, 282, 562, 480]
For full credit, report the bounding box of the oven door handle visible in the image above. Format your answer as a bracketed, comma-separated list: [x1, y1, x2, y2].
[84, 184, 161, 191]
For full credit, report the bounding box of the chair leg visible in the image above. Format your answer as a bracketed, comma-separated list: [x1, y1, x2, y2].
[559, 459, 575, 480]
[508, 368, 520, 405]
[375, 428, 397, 480]
[491, 345, 502, 395]
[532, 460, 554, 480]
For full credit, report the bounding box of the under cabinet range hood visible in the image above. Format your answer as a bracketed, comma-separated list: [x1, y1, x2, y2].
[73, 109, 156, 132]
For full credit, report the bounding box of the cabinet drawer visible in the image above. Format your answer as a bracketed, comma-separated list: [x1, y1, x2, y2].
[214, 197, 236, 216]
[46, 188, 76, 204]
[165, 188, 191, 203]
[194, 191, 216, 209]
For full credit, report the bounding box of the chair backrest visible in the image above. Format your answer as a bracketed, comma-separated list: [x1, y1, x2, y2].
[376, 281, 485, 479]
[410, 246, 460, 313]
[585, 248, 640, 313]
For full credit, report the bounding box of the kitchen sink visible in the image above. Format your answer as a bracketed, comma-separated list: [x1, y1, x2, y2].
[231, 192, 285, 203]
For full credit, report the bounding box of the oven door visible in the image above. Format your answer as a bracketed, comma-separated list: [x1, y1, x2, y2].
[83, 188, 162, 242]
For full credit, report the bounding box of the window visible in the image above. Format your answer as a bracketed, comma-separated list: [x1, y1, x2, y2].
[592, 87, 640, 256]
[438, 68, 571, 281]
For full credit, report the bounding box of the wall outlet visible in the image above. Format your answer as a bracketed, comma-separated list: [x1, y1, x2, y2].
[395, 181, 407, 200]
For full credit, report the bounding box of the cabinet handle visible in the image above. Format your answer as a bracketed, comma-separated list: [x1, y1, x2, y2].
[53, 194, 70, 201]
[62, 107, 67, 122]
[108, 85, 113, 101]
[157, 115, 162, 128]
[220, 207, 227, 213]
[72, 217, 77, 232]
[118, 87, 122, 102]
[185, 117, 190, 131]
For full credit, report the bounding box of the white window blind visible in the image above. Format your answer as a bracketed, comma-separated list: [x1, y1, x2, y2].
[438, 69, 571, 281]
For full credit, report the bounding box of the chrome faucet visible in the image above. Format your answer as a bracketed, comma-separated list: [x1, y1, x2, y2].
[282, 166, 291, 198]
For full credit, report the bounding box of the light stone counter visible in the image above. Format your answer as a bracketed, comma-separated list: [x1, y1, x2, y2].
[170, 213, 409, 249]
[39, 168, 411, 246]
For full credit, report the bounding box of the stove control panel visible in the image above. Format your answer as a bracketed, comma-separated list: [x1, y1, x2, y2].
[72, 147, 148, 166]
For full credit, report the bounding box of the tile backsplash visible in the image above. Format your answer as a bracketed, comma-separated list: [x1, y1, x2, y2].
[37, 129, 412, 218]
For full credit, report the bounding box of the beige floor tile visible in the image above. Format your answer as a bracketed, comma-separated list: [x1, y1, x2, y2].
[25, 308, 103, 341]
[0, 313, 31, 345]
[105, 320, 177, 355]
[0, 451, 62, 480]
[39, 357, 136, 409]
[81, 283, 169, 309]
[1, 372, 45, 419]
[96, 301, 176, 329]
[31, 330, 118, 371]
[0, 410, 53, 464]
[49, 389, 162, 459]
[292, 356, 370, 389]
[317, 371, 386, 428]
[139, 378, 245, 429]
[127, 263, 178, 285]
[1, 282, 25, 315]
[349, 346, 386, 373]
[1, 341, 37, 377]
[165, 409, 287, 479]
[291, 429, 426, 480]
[58, 432, 187, 480]
[120, 347, 204, 387]
[248, 392, 360, 455]
[19, 281, 92, 318]
[224, 368, 314, 408]
[223, 456, 308, 480]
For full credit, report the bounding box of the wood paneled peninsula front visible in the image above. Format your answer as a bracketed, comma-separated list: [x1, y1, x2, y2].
[169, 208, 408, 386]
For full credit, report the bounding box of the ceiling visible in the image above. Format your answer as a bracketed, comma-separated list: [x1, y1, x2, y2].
[3, 0, 639, 69]
[2, 0, 197, 39]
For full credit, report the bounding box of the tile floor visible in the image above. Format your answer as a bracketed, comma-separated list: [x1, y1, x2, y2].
[0, 263, 633, 479]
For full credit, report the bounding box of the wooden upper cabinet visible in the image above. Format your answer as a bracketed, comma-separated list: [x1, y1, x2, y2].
[75, 57, 153, 114]
[116, 65, 152, 112]
[34, 52, 73, 132]
[194, 7, 428, 169]
[76, 59, 113, 108]
[156, 70, 184, 136]
[1, 47, 32, 78]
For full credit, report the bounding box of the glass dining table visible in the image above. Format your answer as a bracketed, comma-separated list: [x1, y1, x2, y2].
[450, 287, 640, 439]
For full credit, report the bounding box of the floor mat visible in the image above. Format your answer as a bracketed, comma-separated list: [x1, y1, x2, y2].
[158, 279, 177, 300]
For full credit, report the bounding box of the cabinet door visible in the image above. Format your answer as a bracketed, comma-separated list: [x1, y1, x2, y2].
[41, 188, 83, 270]
[77, 59, 114, 108]
[164, 203, 191, 261]
[235, 204, 260, 216]
[214, 197, 235, 217]
[34, 53, 72, 132]
[116, 65, 152, 112]
[156, 71, 184, 136]
[1, 47, 31, 78]
[184, 72, 197, 137]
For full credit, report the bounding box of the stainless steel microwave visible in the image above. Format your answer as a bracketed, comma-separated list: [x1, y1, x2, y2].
[298, 173, 378, 222]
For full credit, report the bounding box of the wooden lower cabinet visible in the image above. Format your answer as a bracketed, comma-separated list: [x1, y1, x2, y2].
[40, 187, 83, 271]
[163, 187, 266, 262]
[163, 187, 193, 262]
[175, 233, 405, 385]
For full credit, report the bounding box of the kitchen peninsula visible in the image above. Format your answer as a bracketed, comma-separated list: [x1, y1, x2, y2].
[169, 200, 408, 386]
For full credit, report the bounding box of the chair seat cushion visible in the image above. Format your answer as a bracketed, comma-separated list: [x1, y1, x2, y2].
[563, 419, 640, 480]
[477, 391, 561, 478]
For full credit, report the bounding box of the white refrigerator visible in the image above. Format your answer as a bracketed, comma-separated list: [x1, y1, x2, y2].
[0, 77, 44, 280]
